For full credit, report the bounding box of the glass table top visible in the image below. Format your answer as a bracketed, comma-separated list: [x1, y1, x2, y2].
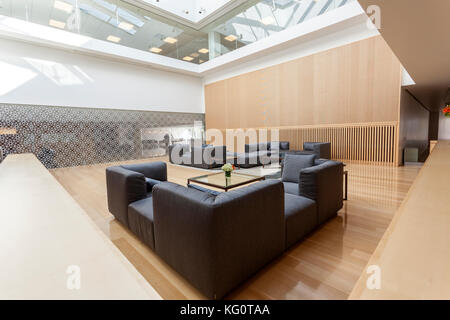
[188, 172, 264, 190]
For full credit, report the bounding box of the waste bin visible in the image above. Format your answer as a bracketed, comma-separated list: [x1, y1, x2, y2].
[404, 147, 419, 163]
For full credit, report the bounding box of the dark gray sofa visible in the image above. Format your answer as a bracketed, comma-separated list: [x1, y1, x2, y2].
[231, 141, 290, 168]
[105, 158, 343, 299]
[152, 180, 285, 299]
[168, 144, 226, 169]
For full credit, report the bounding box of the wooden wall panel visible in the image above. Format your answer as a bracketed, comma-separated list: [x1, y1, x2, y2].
[205, 36, 402, 130]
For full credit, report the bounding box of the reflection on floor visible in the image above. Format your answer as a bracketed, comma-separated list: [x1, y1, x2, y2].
[51, 158, 422, 300]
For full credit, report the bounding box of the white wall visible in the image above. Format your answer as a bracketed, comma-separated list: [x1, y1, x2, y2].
[438, 110, 450, 140]
[202, 19, 380, 84]
[0, 38, 204, 113]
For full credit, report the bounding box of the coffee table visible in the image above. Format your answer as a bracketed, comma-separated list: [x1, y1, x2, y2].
[187, 172, 265, 192]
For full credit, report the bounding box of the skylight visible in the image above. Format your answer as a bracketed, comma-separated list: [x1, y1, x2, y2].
[0, 0, 355, 65]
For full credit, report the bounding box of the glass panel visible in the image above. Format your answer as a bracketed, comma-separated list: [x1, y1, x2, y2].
[0, 0, 355, 64]
[190, 172, 261, 189]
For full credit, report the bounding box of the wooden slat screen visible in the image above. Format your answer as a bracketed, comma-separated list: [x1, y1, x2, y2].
[218, 122, 399, 165]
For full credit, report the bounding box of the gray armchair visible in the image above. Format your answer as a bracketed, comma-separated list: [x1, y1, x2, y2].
[281, 154, 343, 225]
[303, 142, 331, 159]
[105, 162, 167, 227]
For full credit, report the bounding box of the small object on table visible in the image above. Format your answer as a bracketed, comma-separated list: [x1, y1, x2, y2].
[221, 163, 234, 178]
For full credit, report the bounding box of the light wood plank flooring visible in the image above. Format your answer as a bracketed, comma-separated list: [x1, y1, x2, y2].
[51, 159, 421, 300]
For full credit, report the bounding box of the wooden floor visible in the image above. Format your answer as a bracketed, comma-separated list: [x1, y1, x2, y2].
[51, 159, 421, 300]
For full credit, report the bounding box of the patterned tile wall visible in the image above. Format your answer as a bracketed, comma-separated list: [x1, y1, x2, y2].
[0, 104, 204, 168]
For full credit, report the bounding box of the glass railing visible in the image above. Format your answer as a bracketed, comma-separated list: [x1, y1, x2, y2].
[0, 0, 355, 64]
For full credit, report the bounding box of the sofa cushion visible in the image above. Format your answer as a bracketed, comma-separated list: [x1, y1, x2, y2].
[281, 154, 316, 183]
[283, 182, 299, 196]
[145, 177, 161, 192]
[245, 144, 259, 153]
[236, 152, 259, 167]
[284, 194, 317, 248]
[128, 197, 155, 250]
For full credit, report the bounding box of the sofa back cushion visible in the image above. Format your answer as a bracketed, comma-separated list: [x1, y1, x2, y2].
[121, 162, 167, 181]
[282, 154, 316, 183]
[279, 141, 290, 151]
[245, 143, 258, 153]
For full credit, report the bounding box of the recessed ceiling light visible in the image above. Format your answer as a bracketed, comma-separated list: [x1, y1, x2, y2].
[164, 37, 177, 44]
[118, 21, 134, 31]
[183, 56, 194, 61]
[49, 19, 66, 29]
[224, 34, 237, 42]
[107, 35, 121, 43]
[198, 48, 209, 54]
[261, 16, 275, 25]
[54, 0, 73, 14]
[190, 53, 199, 58]
[150, 47, 162, 53]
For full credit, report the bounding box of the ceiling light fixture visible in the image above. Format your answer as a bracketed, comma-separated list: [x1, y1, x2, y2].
[224, 34, 237, 42]
[54, 0, 73, 14]
[107, 35, 121, 43]
[198, 48, 209, 54]
[164, 36, 178, 44]
[49, 19, 66, 29]
[118, 21, 134, 31]
[190, 53, 199, 58]
[261, 16, 275, 25]
[183, 56, 194, 61]
[150, 47, 162, 53]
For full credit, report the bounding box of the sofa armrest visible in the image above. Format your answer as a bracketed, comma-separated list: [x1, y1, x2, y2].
[299, 160, 343, 225]
[105, 166, 147, 227]
[213, 145, 226, 165]
[152, 180, 285, 299]
[121, 162, 167, 181]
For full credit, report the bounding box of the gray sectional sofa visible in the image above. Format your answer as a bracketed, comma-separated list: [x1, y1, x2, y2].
[168, 144, 226, 169]
[231, 141, 290, 168]
[105, 155, 343, 299]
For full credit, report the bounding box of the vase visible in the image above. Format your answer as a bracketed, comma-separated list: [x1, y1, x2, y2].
[225, 171, 231, 178]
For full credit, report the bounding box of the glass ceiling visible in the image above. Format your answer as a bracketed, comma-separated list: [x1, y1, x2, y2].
[0, 0, 355, 64]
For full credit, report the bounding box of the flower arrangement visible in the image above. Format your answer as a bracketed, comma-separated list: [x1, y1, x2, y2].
[221, 163, 235, 177]
[443, 106, 450, 118]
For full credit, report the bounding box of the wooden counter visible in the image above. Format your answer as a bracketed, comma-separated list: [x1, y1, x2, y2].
[349, 141, 450, 299]
[0, 154, 161, 299]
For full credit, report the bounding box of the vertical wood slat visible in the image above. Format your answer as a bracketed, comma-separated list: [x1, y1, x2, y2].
[223, 122, 398, 165]
[226, 122, 399, 165]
